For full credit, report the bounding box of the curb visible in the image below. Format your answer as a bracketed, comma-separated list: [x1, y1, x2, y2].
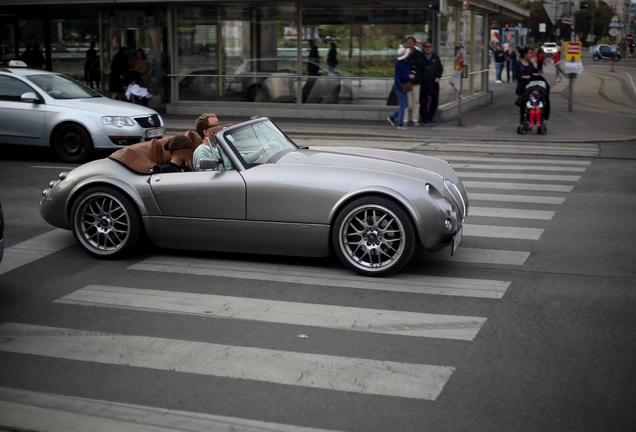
[165, 127, 636, 144]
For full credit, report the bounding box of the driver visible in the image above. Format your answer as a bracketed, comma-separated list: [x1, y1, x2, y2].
[193, 113, 272, 171]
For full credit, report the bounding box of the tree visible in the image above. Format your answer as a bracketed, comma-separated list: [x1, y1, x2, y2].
[575, 1, 615, 43]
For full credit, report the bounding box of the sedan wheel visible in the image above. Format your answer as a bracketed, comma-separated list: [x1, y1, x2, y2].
[333, 197, 415, 276]
[71, 187, 141, 258]
[53, 124, 94, 163]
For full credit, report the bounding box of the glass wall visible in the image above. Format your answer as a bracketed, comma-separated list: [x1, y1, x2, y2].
[50, 19, 100, 84]
[174, 1, 436, 106]
[439, 5, 457, 106]
[473, 14, 484, 93]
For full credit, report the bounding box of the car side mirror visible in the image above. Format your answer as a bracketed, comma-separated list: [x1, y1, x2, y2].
[21, 92, 39, 103]
[199, 158, 220, 170]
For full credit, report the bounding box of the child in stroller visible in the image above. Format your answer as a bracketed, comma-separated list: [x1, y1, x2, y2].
[527, 91, 543, 128]
[517, 75, 550, 135]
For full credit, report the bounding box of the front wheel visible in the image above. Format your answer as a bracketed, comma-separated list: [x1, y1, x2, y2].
[53, 124, 94, 163]
[71, 187, 141, 259]
[332, 196, 415, 277]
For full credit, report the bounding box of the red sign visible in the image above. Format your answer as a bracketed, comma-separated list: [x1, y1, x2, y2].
[627, 34, 634, 43]
[566, 43, 581, 56]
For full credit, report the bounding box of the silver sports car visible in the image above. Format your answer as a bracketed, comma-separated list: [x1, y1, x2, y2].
[40, 117, 467, 276]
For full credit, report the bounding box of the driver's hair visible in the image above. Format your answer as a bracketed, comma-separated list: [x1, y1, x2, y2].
[195, 113, 218, 138]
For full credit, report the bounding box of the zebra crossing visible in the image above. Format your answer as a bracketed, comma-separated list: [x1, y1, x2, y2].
[0, 155, 591, 431]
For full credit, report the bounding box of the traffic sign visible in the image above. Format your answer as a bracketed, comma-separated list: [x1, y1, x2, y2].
[609, 28, 620, 37]
[627, 34, 634, 43]
[563, 41, 582, 61]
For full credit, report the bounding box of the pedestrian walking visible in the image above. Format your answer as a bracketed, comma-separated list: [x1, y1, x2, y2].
[536, 47, 545, 74]
[386, 45, 411, 130]
[505, 45, 517, 83]
[327, 42, 338, 72]
[419, 40, 444, 126]
[551, 46, 562, 83]
[85, 41, 100, 89]
[494, 43, 505, 83]
[404, 36, 424, 126]
[515, 47, 538, 125]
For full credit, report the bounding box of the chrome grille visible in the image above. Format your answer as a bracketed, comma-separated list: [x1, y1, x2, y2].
[444, 179, 467, 223]
[134, 114, 161, 129]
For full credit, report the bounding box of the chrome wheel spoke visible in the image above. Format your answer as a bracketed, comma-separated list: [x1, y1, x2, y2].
[76, 194, 130, 254]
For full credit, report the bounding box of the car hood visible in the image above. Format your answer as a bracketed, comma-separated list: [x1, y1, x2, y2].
[281, 146, 460, 184]
[52, 97, 159, 117]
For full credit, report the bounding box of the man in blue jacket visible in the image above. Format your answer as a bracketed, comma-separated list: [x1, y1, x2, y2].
[419, 40, 444, 126]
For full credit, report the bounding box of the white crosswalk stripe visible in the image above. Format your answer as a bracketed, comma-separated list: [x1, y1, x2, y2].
[424, 142, 598, 157]
[0, 387, 338, 432]
[464, 181, 573, 192]
[469, 207, 555, 220]
[436, 155, 591, 165]
[56, 285, 487, 340]
[468, 193, 565, 204]
[0, 323, 454, 401]
[456, 172, 581, 181]
[0, 229, 75, 276]
[451, 163, 587, 172]
[129, 256, 510, 299]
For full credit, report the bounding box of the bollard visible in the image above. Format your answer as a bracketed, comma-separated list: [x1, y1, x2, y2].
[568, 73, 576, 112]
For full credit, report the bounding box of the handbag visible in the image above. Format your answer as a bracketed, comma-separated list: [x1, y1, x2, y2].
[514, 96, 524, 107]
[399, 80, 412, 93]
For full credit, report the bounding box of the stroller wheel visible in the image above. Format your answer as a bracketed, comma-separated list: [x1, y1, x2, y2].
[517, 126, 523, 134]
[520, 126, 527, 135]
[537, 125, 542, 134]
[541, 125, 547, 135]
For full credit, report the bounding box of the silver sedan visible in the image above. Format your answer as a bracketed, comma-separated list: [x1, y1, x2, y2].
[0, 67, 164, 162]
[40, 118, 467, 277]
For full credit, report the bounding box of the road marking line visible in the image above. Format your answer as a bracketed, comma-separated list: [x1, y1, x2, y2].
[626, 72, 636, 96]
[451, 163, 586, 172]
[0, 323, 455, 401]
[57, 285, 487, 340]
[0, 387, 338, 432]
[468, 193, 565, 204]
[426, 144, 598, 157]
[423, 247, 530, 266]
[432, 155, 591, 165]
[0, 229, 75, 276]
[469, 207, 555, 220]
[457, 172, 580, 182]
[464, 224, 544, 240]
[464, 181, 573, 192]
[129, 257, 510, 299]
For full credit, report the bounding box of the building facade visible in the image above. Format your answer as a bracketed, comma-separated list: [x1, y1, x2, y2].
[0, 0, 527, 120]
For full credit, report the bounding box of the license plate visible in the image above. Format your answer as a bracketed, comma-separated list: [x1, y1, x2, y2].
[451, 226, 463, 256]
[146, 128, 163, 139]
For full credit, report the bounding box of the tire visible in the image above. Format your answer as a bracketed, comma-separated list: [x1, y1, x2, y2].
[332, 196, 416, 277]
[541, 125, 547, 135]
[517, 126, 522, 134]
[71, 187, 141, 259]
[520, 127, 527, 135]
[53, 124, 94, 163]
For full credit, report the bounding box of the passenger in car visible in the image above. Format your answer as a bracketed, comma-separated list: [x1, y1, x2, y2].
[160, 136, 192, 173]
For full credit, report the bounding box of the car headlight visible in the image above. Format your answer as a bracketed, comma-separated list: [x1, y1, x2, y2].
[102, 116, 135, 127]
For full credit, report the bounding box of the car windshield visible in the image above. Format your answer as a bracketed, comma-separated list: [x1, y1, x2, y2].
[223, 120, 298, 166]
[25, 74, 101, 99]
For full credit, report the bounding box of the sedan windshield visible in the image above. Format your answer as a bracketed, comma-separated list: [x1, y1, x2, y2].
[25, 74, 101, 99]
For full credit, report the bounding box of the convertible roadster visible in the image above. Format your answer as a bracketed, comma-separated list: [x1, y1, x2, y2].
[40, 117, 467, 276]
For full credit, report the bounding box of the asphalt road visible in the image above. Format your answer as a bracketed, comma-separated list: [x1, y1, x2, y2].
[1, 144, 636, 432]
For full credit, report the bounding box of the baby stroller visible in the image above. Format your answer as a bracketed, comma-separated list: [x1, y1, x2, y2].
[516, 74, 550, 135]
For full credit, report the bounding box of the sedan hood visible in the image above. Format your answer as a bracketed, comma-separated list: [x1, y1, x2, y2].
[281, 146, 459, 183]
[53, 97, 158, 117]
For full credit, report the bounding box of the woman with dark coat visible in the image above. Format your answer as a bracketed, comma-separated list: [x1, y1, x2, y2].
[109, 47, 130, 100]
[515, 47, 538, 124]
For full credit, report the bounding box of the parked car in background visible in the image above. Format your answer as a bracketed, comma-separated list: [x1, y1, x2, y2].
[0, 201, 4, 264]
[592, 44, 621, 61]
[40, 117, 468, 277]
[0, 67, 164, 162]
[542, 42, 558, 56]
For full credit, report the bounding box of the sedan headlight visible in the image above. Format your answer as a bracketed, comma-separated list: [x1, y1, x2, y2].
[102, 116, 135, 127]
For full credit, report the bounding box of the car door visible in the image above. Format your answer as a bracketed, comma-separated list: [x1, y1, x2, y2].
[0, 75, 46, 145]
[149, 169, 246, 219]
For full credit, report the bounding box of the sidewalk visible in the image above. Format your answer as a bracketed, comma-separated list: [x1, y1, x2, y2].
[162, 63, 636, 145]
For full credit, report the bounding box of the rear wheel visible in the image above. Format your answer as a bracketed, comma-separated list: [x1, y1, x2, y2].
[332, 196, 415, 277]
[71, 187, 141, 259]
[53, 124, 94, 163]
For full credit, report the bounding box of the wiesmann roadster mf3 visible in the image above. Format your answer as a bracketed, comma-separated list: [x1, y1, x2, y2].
[40, 117, 467, 276]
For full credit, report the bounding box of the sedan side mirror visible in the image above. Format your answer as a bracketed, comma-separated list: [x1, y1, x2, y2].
[21, 92, 40, 103]
[199, 158, 220, 171]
